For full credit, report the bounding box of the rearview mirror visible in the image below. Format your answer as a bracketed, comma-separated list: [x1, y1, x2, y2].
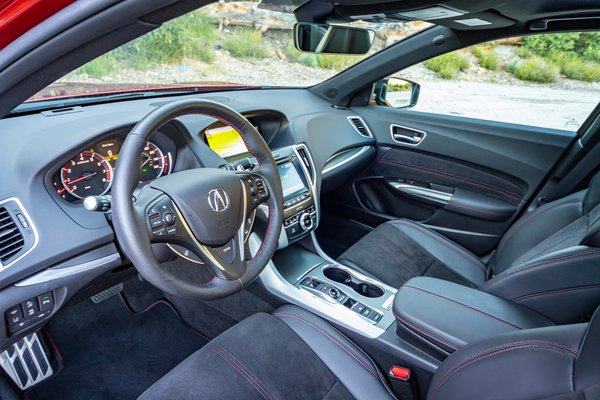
[294, 22, 374, 55]
[373, 77, 420, 109]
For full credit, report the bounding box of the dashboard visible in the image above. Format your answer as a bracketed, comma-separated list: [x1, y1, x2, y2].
[0, 88, 376, 350]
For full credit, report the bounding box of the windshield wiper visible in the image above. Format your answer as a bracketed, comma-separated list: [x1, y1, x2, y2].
[9, 86, 255, 115]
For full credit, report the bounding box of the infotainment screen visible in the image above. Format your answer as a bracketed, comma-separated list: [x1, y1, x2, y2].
[204, 125, 249, 160]
[278, 162, 307, 199]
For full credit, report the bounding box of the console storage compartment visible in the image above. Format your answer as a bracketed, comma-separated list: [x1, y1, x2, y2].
[393, 277, 555, 356]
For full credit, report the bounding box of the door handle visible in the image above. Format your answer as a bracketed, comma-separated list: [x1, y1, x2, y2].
[390, 124, 427, 146]
[387, 181, 453, 206]
[392, 133, 422, 144]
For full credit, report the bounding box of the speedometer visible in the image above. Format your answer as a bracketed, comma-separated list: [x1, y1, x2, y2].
[61, 151, 113, 199]
[140, 141, 166, 181]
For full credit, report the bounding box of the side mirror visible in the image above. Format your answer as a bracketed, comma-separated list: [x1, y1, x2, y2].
[294, 22, 374, 55]
[373, 77, 420, 109]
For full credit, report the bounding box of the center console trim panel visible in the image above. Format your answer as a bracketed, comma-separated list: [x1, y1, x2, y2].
[253, 234, 396, 339]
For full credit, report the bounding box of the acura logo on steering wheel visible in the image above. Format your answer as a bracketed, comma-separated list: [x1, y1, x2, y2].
[208, 188, 230, 213]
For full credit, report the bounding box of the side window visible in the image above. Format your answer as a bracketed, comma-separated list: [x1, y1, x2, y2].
[384, 32, 600, 131]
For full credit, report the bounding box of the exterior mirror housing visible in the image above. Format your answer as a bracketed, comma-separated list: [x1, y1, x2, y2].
[373, 77, 420, 109]
[294, 22, 374, 55]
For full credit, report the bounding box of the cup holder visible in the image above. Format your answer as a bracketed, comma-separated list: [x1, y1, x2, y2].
[323, 266, 385, 298]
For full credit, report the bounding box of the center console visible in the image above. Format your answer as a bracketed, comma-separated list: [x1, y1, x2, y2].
[392, 277, 555, 356]
[274, 144, 318, 244]
[225, 144, 319, 245]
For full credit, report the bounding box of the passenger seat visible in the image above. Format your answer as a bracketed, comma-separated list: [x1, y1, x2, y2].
[338, 172, 600, 324]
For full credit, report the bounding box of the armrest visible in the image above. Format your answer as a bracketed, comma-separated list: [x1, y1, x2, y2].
[393, 277, 554, 355]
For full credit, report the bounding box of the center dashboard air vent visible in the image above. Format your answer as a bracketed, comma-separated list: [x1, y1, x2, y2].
[347, 116, 373, 138]
[294, 144, 316, 185]
[0, 199, 38, 270]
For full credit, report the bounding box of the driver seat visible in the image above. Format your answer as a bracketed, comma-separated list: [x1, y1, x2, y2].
[139, 305, 600, 400]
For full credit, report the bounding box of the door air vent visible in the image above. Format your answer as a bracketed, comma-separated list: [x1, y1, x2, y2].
[347, 116, 373, 138]
[0, 199, 38, 270]
[0, 207, 24, 264]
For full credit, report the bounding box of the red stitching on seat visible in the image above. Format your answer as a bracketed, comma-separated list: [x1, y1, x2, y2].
[429, 343, 577, 399]
[379, 159, 521, 200]
[213, 346, 277, 400]
[401, 285, 524, 329]
[274, 312, 378, 377]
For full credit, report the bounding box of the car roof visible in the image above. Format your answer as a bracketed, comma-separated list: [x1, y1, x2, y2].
[294, 0, 600, 32]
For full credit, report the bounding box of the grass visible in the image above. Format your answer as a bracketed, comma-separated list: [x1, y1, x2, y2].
[425, 51, 470, 79]
[560, 59, 600, 82]
[506, 57, 559, 83]
[471, 45, 501, 70]
[547, 52, 600, 82]
[516, 47, 534, 59]
[508, 49, 600, 83]
[222, 28, 270, 59]
[73, 12, 219, 77]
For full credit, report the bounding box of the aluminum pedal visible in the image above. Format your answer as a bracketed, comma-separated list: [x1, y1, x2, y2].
[0, 332, 53, 389]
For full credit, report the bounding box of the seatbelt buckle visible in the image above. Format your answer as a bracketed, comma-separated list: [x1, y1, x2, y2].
[388, 366, 418, 400]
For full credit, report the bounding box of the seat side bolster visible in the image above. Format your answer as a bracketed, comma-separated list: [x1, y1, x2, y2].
[426, 324, 587, 400]
[483, 248, 600, 324]
[273, 305, 397, 400]
[495, 191, 585, 272]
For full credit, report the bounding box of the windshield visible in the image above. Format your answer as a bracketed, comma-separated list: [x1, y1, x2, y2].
[28, 1, 428, 102]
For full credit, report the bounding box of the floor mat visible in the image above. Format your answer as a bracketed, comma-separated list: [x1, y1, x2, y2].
[28, 295, 208, 400]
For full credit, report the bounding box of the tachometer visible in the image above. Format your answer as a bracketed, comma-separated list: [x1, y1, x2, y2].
[61, 151, 113, 199]
[140, 141, 167, 181]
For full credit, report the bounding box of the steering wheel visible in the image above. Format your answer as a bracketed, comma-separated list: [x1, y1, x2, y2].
[112, 99, 283, 300]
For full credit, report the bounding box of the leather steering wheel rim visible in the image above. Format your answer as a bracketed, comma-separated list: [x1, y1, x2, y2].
[112, 99, 283, 300]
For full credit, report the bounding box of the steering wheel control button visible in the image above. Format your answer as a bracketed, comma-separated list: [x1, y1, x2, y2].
[153, 228, 167, 237]
[150, 218, 163, 229]
[163, 213, 175, 225]
[148, 206, 160, 218]
[147, 198, 178, 237]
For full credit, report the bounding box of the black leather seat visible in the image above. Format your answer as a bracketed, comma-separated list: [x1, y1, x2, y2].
[140, 305, 600, 400]
[338, 173, 600, 324]
[139, 305, 396, 400]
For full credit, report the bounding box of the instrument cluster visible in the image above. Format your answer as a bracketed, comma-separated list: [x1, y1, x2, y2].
[52, 135, 174, 202]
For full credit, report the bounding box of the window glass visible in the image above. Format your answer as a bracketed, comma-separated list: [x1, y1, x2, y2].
[398, 33, 600, 131]
[28, 2, 429, 101]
